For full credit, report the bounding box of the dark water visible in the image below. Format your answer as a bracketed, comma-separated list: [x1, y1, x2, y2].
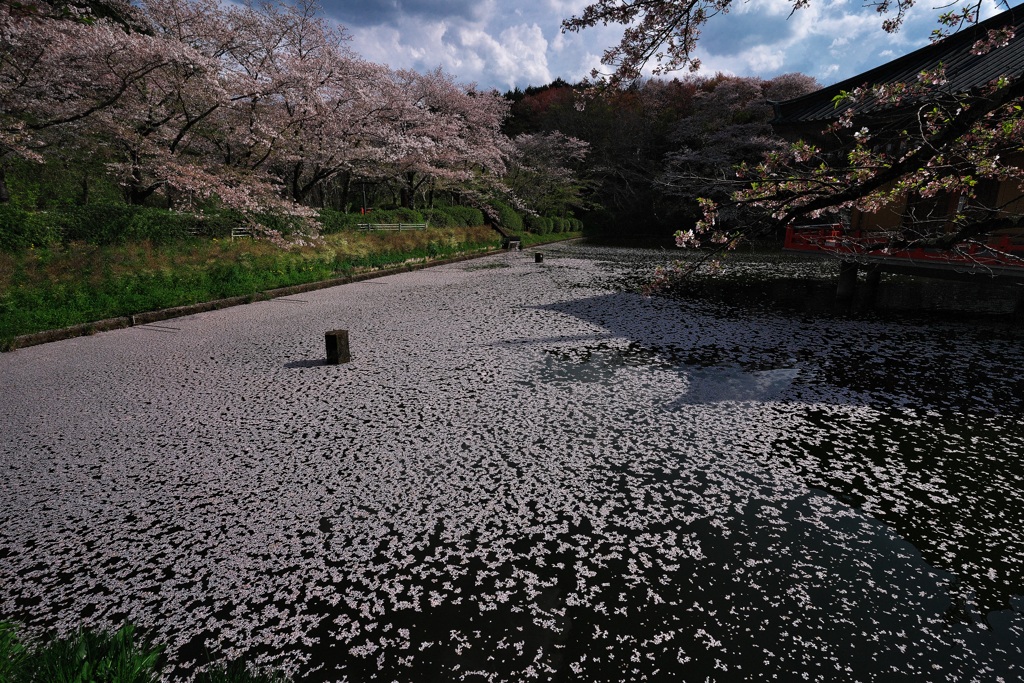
[1, 244, 1023, 682]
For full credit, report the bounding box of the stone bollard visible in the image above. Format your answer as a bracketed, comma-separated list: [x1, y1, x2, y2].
[835, 261, 858, 304]
[325, 329, 350, 364]
[535, 252, 544, 263]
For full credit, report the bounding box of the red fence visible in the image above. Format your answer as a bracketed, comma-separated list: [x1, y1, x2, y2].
[784, 224, 1024, 273]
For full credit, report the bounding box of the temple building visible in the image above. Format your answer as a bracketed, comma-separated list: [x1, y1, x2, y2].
[771, 5, 1024, 280]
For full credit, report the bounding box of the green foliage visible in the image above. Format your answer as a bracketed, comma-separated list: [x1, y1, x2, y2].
[420, 208, 457, 227]
[0, 622, 30, 682]
[490, 200, 523, 232]
[523, 215, 582, 235]
[390, 207, 423, 223]
[49, 206, 198, 246]
[319, 205, 487, 232]
[0, 198, 492, 250]
[368, 208, 425, 225]
[0, 621, 294, 683]
[0, 206, 62, 251]
[3, 158, 124, 210]
[0, 226, 501, 344]
[524, 215, 551, 234]
[0, 205, 322, 250]
[318, 209, 364, 234]
[194, 211, 244, 238]
[438, 206, 485, 227]
[18, 624, 163, 683]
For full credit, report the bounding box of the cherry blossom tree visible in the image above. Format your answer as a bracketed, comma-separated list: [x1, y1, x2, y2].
[506, 132, 591, 217]
[0, 0, 177, 202]
[375, 68, 510, 209]
[732, 43, 1024, 250]
[198, 0, 387, 210]
[563, 0, 1023, 259]
[563, 0, 938, 85]
[1, 0, 518, 229]
[659, 74, 817, 233]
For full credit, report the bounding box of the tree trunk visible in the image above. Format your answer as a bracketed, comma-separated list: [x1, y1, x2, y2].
[79, 173, 90, 206]
[400, 171, 417, 209]
[336, 171, 351, 211]
[0, 165, 10, 204]
[124, 149, 158, 205]
[127, 184, 159, 205]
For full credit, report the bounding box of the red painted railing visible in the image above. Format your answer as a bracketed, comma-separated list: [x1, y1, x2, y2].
[784, 224, 1024, 271]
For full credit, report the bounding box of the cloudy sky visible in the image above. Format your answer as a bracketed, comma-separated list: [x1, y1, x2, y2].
[318, 0, 1014, 91]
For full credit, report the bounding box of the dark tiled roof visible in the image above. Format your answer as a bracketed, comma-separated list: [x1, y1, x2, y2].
[773, 4, 1024, 124]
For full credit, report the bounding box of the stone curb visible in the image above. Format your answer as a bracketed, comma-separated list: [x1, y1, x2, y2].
[5, 246, 511, 352]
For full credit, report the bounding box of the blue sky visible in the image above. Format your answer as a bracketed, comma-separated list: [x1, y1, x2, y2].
[318, 0, 1014, 91]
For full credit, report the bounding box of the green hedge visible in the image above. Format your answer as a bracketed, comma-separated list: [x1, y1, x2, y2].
[439, 206, 485, 227]
[491, 201, 523, 233]
[0, 206, 62, 251]
[522, 215, 582, 235]
[0, 203, 497, 250]
[319, 206, 486, 233]
[525, 215, 549, 234]
[0, 205, 218, 250]
[56, 206, 199, 245]
[319, 209, 364, 234]
[0, 205, 273, 250]
[421, 208, 457, 227]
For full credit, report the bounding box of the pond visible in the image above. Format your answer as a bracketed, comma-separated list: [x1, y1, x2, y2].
[1, 242, 1022, 681]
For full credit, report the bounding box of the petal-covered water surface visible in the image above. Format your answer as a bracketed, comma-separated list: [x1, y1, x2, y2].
[1, 243, 1022, 682]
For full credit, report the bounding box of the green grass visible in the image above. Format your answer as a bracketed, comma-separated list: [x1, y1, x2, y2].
[0, 226, 501, 348]
[1, 622, 162, 683]
[0, 622, 289, 683]
[0, 622, 30, 682]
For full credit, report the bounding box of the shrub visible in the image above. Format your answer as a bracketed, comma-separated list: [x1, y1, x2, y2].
[127, 208, 199, 243]
[55, 205, 135, 244]
[319, 209, 364, 234]
[421, 208, 457, 227]
[0, 206, 62, 251]
[390, 207, 424, 223]
[51, 205, 195, 245]
[524, 215, 548, 234]
[491, 200, 523, 233]
[440, 206, 484, 227]
[195, 210, 245, 238]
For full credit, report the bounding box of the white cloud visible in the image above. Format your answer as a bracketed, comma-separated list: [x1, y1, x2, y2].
[494, 24, 552, 86]
[326, 0, 1014, 90]
[688, 0, 941, 85]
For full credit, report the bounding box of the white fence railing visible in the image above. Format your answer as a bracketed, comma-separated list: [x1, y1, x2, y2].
[356, 223, 428, 231]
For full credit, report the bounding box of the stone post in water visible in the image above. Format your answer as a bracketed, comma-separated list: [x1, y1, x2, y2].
[836, 261, 858, 305]
[326, 330, 351, 364]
